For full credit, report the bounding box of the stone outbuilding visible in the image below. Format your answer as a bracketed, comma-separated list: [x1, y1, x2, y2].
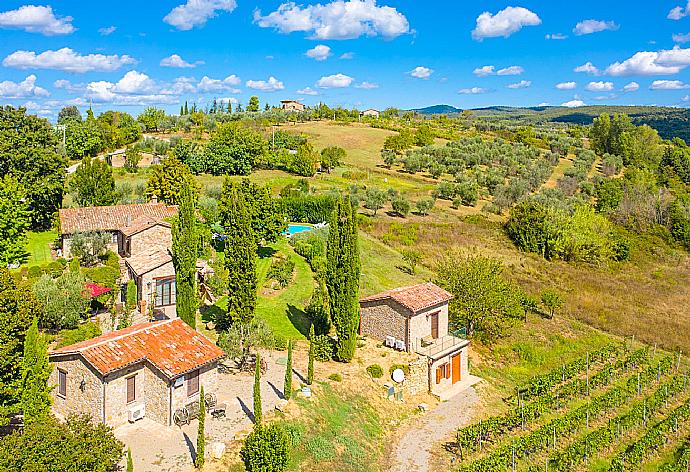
[280, 100, 305, 112]
[49, 319, 224, 428]
[361, 108, 380, 118]
[360, 282, 470, 399]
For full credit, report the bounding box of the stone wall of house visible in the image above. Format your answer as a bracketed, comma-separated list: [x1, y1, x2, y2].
[50, 355, 103, 422]
[129, 225, 172, 256]
[103, 362, 149, 428]
[429, 344, 470, 397]
[408, 302, 449, 352]
[139, 261, 177, 320]
[143, 366, 170, 425]
[360, 299, 408, 346]
[170, 362, 219, 420]
[405, 355, 430, 396]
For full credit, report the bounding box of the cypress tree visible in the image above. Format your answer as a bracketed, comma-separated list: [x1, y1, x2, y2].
[253, 352, 262, 425]
[220, 178, 256, 328]
[195, 386, 205, 468]
[180, 105, 184, 116]
[171, 180, 198, 328]
[184, 101, 189, 115]
[326, 196, 360, 362]
[284, 340, 293, 400]
[307, 324, 315, 385]
[126, 448, 134, 472]
[21, 317, 51, 424]
[227, 101, 232, 114]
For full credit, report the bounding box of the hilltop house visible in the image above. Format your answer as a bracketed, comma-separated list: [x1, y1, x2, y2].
[360, 282, 470, 399]
[58, 201, 178, 319]
[49, 319, 224, 428]
[280, 100, 305, 112]
[361, 108, 380, 118]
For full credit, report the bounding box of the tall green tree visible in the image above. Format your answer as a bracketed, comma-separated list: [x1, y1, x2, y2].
[0, 269, 37, 414]
[0, 175, 31, 266]
[284, 340, 293, 400]
[219, 179, 256, 328]
[326, 196, 360, 362]
[247, 96, 260, 112]
[137, 107, 165, 132]
[236, 179, 287, 244]
[172, 181, 198, 328]
[436, 254, 521, 342]
[253, 352, 262, 425]
[0, 106, 67, 228]
[195, 386, 205, 468]
[57, 106, 81, 124]
[20, 318, 51, 424]
[71, 156, 117, 207]
[65, 116, 104, 160]
[146, 155, 199, 205]
[203, 123, 268, 175]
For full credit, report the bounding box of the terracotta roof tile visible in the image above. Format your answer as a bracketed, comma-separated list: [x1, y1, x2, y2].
[360, 282, 453, 314]
[50, 319, 224, 378]
[120, 216, 171, 237]
[124, 249, 172, 276]
[59, 203, 177, 234]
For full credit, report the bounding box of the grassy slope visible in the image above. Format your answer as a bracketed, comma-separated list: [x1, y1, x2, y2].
[23, 230, 57, 265]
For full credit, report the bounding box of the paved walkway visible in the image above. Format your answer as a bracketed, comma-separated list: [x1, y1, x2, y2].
[389, 378, 481, 472]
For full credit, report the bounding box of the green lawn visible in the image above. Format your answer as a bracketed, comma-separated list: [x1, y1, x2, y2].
[23, 230, 57, 266]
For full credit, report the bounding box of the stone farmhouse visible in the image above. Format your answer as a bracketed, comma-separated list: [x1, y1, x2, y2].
[360, 282, 470, 399]
[361, 108, 381, 118]
[280, 100, 305, 112]
[49, 319, 224, 428]
[58, 201, 179, 319]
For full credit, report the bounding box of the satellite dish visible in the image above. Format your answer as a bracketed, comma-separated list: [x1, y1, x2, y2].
[392, 368, 405, 383]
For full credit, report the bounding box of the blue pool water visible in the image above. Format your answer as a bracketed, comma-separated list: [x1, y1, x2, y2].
[283, 224, 313, 236]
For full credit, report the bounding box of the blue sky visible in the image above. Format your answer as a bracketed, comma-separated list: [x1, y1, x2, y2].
[3, 0, 690, 119]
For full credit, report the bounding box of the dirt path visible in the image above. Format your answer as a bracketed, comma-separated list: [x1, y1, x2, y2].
[388, 386, 479, 472]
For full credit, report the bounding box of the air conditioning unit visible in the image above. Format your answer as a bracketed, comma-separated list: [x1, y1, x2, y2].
[385, 336, 396, 348]
[395, 340, 406, 351]
[128, 404, 145, 423]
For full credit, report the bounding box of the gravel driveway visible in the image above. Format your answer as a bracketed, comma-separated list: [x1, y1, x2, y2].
[389, 384, 480, 472]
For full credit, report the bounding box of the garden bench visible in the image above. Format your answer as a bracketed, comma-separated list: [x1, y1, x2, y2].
[173, 392, 217, 427]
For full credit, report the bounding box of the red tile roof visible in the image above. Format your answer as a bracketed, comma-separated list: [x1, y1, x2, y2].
[50, 319, 224, 378]
[59, 203, 177, 235]
[360, 282, 454, 314]
[120, 216, 171, 237]
[125, 249, 173, 276]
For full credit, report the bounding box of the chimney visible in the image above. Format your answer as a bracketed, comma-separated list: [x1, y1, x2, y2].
[150, 195, 158, 204]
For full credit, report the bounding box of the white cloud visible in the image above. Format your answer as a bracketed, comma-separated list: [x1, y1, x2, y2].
[497, 65, 524, 76]
[53, 79, 84, 92]
[99, 26, 116, 36]
[623, 81, 640, 92]
[473, 65, 495, 77]
[316, 73, 353, 88]
[2, 48, 136, 73]
[305, 44, 331, 61]
[673, 33, 690, 43]
[246, 76, 285, 92]
[112, 71, 156, 94]
[458, 87, 490, 94]
[254, 0, 411, 40]
[507, 80, 531, 89]
[164, 0, 237, 30]
[574, 62, 600, 74]
[160, 54, 202, 68]
[340, 52, 354, 59]
[545, 33, 567, 40]
[603, 47, 690, 76]
[297, 87, 319, 95]
[162, 77, 197, 95]
[573, 19, 618, 36]
[472, 6, 541, 40]
[537, 102, 550, 106]
[0, 5, 74, 35]
[86, 71, 178, 105]
[650, 79, 690, 90]
[22, 100, 41, 110]
[0, 75, 49, 98]
[586, 81, 614, 92]
[556, 81, 577, 90]
[355, 81, 378, 89]
[197, 75, 241, 92]
[669, 1, 690, 20]
[409, 66, 433, 79]
[561, 99, 585, 107]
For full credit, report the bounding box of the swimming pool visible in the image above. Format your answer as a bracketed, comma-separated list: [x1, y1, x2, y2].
[283, 224, 313, 236]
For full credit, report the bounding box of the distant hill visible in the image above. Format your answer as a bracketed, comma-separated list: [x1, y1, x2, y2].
[411, 104, 463, 115]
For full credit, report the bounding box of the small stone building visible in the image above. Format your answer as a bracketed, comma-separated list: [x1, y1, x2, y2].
[280, 100, 305, 112]
[361, 108, 380, 118]
[360, 282, 470, 399]
[125, 249, 176, 319]
[49, 319, 224, 428]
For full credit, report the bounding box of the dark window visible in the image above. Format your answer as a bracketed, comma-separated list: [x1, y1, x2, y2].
[430, 312, 439, 339]
[155, 277, 176, 306]
[120, 283, 128, 303]
[126, 375, 136, 404]
[187, 369, 199, 396]
[58, 370, 67, 397]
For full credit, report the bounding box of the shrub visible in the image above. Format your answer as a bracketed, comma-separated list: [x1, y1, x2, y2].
[274, 334, 288, 351]
[366, 364, 384, 378]
[266, 257, 295, 288]
[391, 197, 411, 217]
[328, 373, 342, 382]
[240, 424, 290, 472]
[56, 322, 102, 348]
[312, 335, 334, 361]
[83, 265, 120, 290]
[27, 266, 44, 279]
[44, 261, 64, 277]
[415, 197, 435, 216]
[389, 364, 410, 377]
[69, 231, 110, 267]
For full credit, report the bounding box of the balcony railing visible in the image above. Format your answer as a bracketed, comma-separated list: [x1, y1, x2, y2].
[414, 334, 467, 358]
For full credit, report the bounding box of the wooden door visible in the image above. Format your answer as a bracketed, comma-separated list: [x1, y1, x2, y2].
[451, 353, 461, 384]
[126, 375, 136, 403]
[430, 313, 439, 339]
